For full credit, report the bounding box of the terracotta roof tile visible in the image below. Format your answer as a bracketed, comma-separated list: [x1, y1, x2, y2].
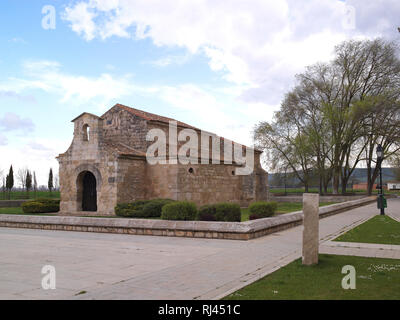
[112, 103, 199, 130]
[106, 103, 260, 152]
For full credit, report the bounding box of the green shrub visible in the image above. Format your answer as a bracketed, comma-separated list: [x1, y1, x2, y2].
[22, 198, 60, 214]
[161, 201, 197, 221]
[197, 204, 217, 221]
[115, 199, 175, 218]
[249, 201, 277, 220]
[142, 199, 175, 218]
[115, 200, 150, 217]
[215, 203, 241, 222]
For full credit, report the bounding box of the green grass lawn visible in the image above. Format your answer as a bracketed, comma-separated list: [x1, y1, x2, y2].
[224, 254, 400, 300]
[0, 207, 55, 216]
[0, 191, 60, 200]
[0, 207, 24, 214]
[334, 215, 400, 245]
[240, 202, 337, 222]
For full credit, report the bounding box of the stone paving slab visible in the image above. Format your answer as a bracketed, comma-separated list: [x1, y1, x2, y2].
[323, 240, 400, 251]
[320, 246, 400, 259]
[320, 236, 400, 260]
[1, 198, 397, 300]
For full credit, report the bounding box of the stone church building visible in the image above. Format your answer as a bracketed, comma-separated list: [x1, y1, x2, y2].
[57, 104, 269, 215]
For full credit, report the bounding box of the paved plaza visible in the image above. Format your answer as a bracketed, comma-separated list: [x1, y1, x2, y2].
[0, 198, 399, 300]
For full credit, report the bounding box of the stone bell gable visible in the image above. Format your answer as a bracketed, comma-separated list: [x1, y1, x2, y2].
[57, 104, 269, 216]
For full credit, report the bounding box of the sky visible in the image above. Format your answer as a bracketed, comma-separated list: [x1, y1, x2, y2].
[0, 0, 399, 186]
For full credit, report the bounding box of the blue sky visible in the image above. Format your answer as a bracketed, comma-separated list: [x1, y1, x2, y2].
[0, 0, 399, 186]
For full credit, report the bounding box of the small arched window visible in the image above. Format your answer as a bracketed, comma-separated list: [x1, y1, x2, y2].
[83, 124, 90, 141]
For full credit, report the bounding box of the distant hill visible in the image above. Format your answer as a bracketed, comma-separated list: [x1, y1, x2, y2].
[269, 167, 399, 187]
[347, 167, 398, 183]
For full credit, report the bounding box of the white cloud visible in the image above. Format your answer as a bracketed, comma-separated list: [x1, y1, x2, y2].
[0, 90, 36, 103]
[150, 83, 267, 146]
[61, 0, 400, 106]
[0, 113, 35, 133]
[2, 60, 139, 111]
[0, 134, 7, 146]
[147, 54, 191, 67]
[63, 2, 98, 41]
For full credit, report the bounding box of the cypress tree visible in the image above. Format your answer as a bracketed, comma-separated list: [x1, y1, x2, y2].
[6, 165, 14, 200]
[26, 170, 32, 198]
[33, 171, 37, 199]
[48, 168, 53, 193]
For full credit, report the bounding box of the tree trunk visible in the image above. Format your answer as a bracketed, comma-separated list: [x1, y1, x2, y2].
[332, 168, 340, 194]
[366, 165, 373, 195]
[319, 176, 323, 195]
[341, 176, 348, 194]
[367, 182, 374, 195]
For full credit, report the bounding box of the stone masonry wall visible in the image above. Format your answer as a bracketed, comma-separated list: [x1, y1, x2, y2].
[58, 113, 118, 215]
[145, 121, 269, 206]
[176, 163, 242, 205]
[102, 107, 149, 152]
[116, 158, 148, 203]
[58, 106, 269, 215]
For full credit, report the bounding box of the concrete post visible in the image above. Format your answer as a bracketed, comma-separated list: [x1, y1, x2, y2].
[302, 193, 319, 265]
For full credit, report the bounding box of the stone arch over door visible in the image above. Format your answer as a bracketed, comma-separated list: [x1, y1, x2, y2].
[75, 164, 102, 212]
[79, 171, 97, 211]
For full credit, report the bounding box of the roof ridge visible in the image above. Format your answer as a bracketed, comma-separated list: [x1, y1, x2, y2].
[106, 103, 259, 151]
[113, 103, 197, 129]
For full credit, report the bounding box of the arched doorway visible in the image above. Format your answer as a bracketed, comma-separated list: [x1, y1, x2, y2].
[81, 171, 97, 211]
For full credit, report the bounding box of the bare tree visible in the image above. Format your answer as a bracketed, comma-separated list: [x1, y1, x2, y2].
[255, 38, 400, 194]
[254, 117, 315, 192]
[33, 171, 38, 198]
[17, 167, 29, 190]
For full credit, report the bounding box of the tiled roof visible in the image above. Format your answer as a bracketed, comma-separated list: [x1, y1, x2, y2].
[112, 103, 199, 130]
[107, 103, 260, 152]
[71, 112, 103, 122]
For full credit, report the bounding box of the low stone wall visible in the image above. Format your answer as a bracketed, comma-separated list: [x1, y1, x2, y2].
[270, 194, 368, 203]
[0, 196, 377, 241]
[0, 200, 27, 208]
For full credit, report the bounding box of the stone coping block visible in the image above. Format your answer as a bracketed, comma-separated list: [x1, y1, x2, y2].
[0, 196, 376, 240]
[271, 194, 395, 203]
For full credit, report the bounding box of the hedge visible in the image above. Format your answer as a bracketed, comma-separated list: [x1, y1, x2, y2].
[142, 199, 175, 218]
[249, 201, 277, 220]
[115, 200, 241, 222]
[115, 199, 175, 218]
[161, 201, 197, 221]
[215, 203, 241, 222]
[21, 198, 60, 214]
[115, 200, 151, 217]
[197, 204, 217, 221]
